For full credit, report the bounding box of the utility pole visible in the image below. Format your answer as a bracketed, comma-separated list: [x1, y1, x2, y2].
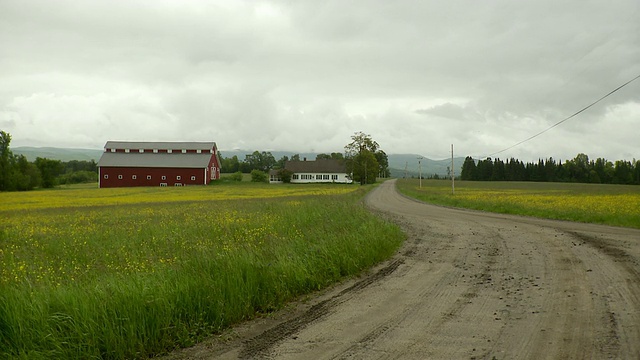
[417, 156, 423, 188]
[451, 144, 455, 194]
[404, 162, 408, 179]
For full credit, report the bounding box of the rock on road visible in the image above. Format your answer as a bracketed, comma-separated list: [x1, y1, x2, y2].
[166, 179, 640, 359]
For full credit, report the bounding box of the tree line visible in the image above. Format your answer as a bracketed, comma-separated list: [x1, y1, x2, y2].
[219, 132, 390, 185]
[0, 131, 97, 191]
[461, 153, 640, 185]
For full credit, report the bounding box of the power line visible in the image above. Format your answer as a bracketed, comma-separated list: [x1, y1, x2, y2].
[484, 73, 640, 159]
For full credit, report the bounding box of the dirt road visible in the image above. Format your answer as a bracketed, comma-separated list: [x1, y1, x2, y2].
[166, 179, 640, 359]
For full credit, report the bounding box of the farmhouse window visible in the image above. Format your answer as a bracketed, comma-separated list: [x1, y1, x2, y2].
[176, 176, 181, 180]
[118, 175, 123, 179]
[332, 175, 338, 180]
[191, 176, 196, 181]
[132, 175, 137, 180]
[161, 175, 166, 180]
[147, 175, 151, 180]
[316, 175, 322, 180]
[104, 174, 108, 179]
[293, 174, 299, 180]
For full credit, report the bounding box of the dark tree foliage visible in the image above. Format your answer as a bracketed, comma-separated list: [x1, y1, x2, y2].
[35, 157, 64, 188]
[250, 169, 268, 183]
[459, 153, 640, 185]
[344, 131, 388, 183]
[277, 168, 294, 183]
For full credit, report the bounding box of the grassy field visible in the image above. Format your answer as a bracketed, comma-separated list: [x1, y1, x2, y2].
[396, 179, 640, 229]
[0, 183, 404, 359]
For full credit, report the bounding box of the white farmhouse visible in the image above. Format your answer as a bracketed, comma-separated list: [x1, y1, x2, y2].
[269, 159, 352, 184]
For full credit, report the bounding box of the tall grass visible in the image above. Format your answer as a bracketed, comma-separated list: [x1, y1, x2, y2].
[396, 179, 640, 228]
[0, 184, 404, 359]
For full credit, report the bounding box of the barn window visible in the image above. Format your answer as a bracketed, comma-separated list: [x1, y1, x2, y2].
[197, 149, 202, 154]
[118, 175, 123, 179]
[167, 149, 173, 153]
[175, 183, 182, 186]
[139, 149, 144, 153]
[176, 176, 181, 180]
[147, 175, 151, 180]
[182, 149, 186, 153]
[153, 149, 158, 153]
[191, 176, 196, 181]
[161, 175, 166, 180]
[132, 175, 137, 180]
[160, 183, 167, 187]
[104, 174, 108, 179]
[125, 149, 130, 153]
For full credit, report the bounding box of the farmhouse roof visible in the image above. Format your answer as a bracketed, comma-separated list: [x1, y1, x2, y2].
[284, 159, 347, 173]
[105, 141, 216, 151]
[97, 152, 214, 168]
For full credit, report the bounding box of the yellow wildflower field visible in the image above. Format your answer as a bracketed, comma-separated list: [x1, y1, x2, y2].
[397, 179, 640, 228]
[0, 182, 357, 211]
[0, 183, 359, 287]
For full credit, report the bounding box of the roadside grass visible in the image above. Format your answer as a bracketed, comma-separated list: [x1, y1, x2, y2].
[396, 179, 640, 229]
[0, 183, 404, 359]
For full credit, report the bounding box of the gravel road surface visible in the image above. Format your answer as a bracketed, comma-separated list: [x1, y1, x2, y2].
[165, 179, 640, 359]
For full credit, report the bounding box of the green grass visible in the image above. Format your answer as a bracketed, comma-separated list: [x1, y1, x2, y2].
[396, 179, 640, 228]
[0, 184, 404, 359]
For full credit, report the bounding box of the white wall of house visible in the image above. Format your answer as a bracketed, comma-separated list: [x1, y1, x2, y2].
[289, 172, 352, 184]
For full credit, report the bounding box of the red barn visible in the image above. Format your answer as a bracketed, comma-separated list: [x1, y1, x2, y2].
[97, 141, 221, 188]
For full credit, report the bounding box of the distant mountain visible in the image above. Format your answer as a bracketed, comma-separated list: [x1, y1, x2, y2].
[11, 147, 466, 176]
[13, 147, 103, 162]
[387, 154, 466, 177]
[221, 149, 465, 177]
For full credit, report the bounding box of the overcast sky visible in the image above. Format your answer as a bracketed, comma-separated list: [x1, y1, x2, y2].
[1, 0, 639, 162]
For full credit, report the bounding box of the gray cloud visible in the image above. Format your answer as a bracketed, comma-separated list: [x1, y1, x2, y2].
[1, 0, 638, 162]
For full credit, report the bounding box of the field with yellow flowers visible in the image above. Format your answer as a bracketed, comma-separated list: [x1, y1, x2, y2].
[0, 183, 404, 359]
[396, 179, 640, 229]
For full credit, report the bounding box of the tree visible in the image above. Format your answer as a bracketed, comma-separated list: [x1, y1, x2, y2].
[243, 151, 276, 172]
[276, 155, 289, 169]
[374, 150, 390, 178]
[277, 168, 294, 183]
[15, 155, 41, 190]
[34, 157, 64, 188]
[344, 131, 379, 157]
[344, 132, 383, 184]
[351, 150, 378, 185]
[220, 154, 240, 173]
[250, 169, 268, 183]
[460, 156, 477, 180]
[0, 130, 12, 190]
